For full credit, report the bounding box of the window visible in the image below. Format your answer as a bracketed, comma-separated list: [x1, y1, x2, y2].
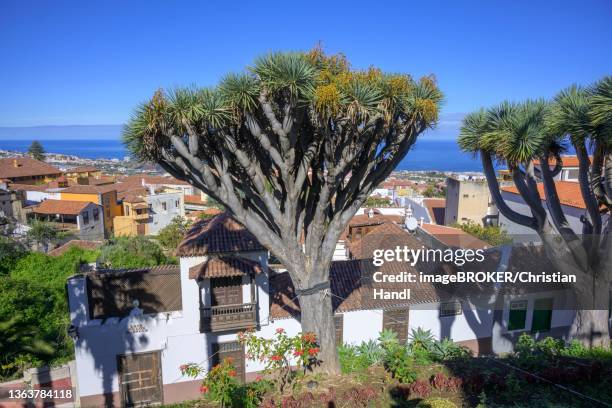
[531, 298, 553, 333]
[162, 202, 167, 211]
[93, 208, 99, 221]
[175, 200, 179, 208]
[440, 301, 462, 317]
[125, 206, 130, 216]
[508, 300, 528, 331]
[565, 169, 579, 180]
[82, 211, 89, 225]
[463, 194, 469, 198]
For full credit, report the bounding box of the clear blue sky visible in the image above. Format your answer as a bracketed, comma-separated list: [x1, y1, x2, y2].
[0, 0, 610, 138]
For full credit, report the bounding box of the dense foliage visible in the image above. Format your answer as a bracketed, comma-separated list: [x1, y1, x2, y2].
[123, 47, 443, 372]
[156, 216, 192, 252]
[458, 77, 612, 346]
[98, 236, 172, 268]
[27, 140, 45, 161]
[0, 247, 98, 380]
[453, 221, 511, 246]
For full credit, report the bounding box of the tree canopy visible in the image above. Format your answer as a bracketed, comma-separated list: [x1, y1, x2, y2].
[458, 76, 611, 346]
[156, 216, 192, 252]
[97, 236, 171, 269]
[123, 48, 442, 372]
[28, 140, 46, 161]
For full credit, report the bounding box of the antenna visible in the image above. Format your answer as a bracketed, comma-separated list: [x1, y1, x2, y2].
[405, 217, 418, 231]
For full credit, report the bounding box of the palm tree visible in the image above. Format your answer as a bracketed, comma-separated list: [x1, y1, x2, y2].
[123, 49, 443, 372]
[458, 77, 612, 347]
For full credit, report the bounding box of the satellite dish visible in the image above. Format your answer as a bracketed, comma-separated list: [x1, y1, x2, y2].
[405, 217, 418, 231]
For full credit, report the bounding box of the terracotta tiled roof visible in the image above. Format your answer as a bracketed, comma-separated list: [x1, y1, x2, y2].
[270, 259, 447, 319]
[420, 223, 489, 250]
[349, 212, 403, 228]
[422, 198, 446, 225]
[61, 184, 118, 194]
[349, 222, 422, 259]
[85, 265, 181, 319]
[118, 187, 148, 201]
[116, 175, 189, 191]
[533, 155, 585, 168]
[176, 212, 264, 256]
[69, 166, 99, 173]
[85, 176, 115, 186]
[33, 199, 93, 215]
[48, 240, 103, 256]
[500, 181, 586, 209]
[184, 194, 205, 204]
[8, 183, 49, 192]
[186, 208, 223, 220]
[189, 256, 263, 279]
[0, 157, 62, 179]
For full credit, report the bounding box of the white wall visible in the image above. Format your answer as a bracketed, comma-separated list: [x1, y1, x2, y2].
[343, 310, 383, 344]
[67, 250, 271, 398]
[146, 191, 185, 235]
[409, 302, 493, 342]
[499, 192, 588, 242]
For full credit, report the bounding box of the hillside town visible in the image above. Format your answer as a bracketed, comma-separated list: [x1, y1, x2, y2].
[1, 148, 606, 407]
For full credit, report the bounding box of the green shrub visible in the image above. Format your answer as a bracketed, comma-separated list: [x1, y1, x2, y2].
[1, 247, 99, 380]
[98, 236, 170, 268]
[430, 338, 471, 361]
[408, 328, 435, 351]
[417, 398, 458, 408]
[339, 344, 371, 374]
[338, 340, 384, 373]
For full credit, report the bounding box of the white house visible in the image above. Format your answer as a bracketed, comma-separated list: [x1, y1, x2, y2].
[66, 212, 577, 407]
[145, 189, 185, 235]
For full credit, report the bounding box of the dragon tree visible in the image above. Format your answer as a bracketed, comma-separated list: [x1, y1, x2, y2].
[458, 77, 612, 347]
[124, 49, 442, 372]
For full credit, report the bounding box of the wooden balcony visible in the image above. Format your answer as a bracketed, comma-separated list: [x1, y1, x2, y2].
[200, 303, 257, 333]
[132, 211, 149, 221]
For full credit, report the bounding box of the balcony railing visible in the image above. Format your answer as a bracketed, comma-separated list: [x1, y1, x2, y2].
[200, 303, 257, 333]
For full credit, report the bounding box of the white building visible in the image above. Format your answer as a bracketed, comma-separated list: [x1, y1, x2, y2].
[145, 190, 185, 235]
[66, 212, 576, 407]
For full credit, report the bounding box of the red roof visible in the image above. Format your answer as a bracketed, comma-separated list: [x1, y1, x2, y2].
[419, 223, 489, 250]
[185, 194, 205, 204]
[270, 259, 447, 319]
[33, 199, 94, 215]
[501, 181, 586, 209]
[0, 157, 62, 179]
[188, 256, 263, 279]
[61, 184, 118, 194]
[533, 155, 584, 168]
[176, 213, 264, 256]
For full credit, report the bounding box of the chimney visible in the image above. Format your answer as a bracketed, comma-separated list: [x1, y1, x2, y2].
[368, 209, 374, 218]
[419, 217, 424, 226]
[13, 159, 19, 168]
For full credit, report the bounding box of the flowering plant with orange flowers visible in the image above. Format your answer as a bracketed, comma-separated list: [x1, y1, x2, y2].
[180, 357, 238, 408]
[238, 327, 320, 391]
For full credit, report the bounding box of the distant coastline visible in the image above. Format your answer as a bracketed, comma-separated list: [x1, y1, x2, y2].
[0, 137, 482, 172]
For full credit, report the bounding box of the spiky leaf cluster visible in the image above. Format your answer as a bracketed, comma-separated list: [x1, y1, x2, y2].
[124, 50, 442, 162]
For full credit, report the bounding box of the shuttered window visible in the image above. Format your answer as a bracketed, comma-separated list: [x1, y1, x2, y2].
[213, 341, 245, 382]
[117, 351, 163, 407]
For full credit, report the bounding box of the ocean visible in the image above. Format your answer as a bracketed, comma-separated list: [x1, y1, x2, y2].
[0, 138, 482, 172]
